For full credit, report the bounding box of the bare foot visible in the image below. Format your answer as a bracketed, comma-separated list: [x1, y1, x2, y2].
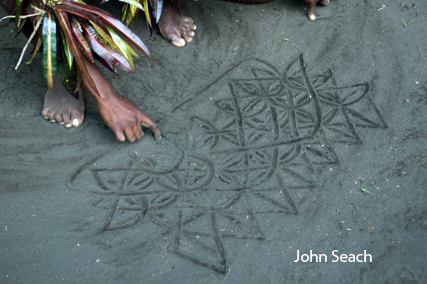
[41, 73, 84, 128]
[304, 0, 330, 21]
[158, 0, 196, 47]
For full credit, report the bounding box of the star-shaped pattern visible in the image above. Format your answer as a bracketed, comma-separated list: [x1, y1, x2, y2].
[69, 54, 387, 273]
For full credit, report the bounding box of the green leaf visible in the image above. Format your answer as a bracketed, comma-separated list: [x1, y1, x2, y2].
[25, 37, 42, 65]
[15, 0, 22, 29]
[52, 8, 99, 96]
[118, 0, 143, 11]
[83, 23, 133, 72]
[151, 0, 163, 23]
[143, 0, 152, 31]
[90, 20, 114, 46]
[58, 59, 77, 94]
[143, 0, 154, 35]
[59, 28, 74, 69]
[71, 17, 94, 62]
[106, 26, 135, 71]
[55, 1, 150, 57]
[42, 10, 57, 90]
[121, 3, 138, 27]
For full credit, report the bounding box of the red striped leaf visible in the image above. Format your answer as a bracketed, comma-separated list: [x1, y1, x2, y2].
[52, 8, 99, 96]
[56, 1, 150, 57]
[71, 17, 94, 62]
[81, 22, 133, 73]
[42, 11, 57, 90]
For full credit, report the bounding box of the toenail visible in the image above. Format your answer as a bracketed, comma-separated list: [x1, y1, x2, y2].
[309, 14, 316, 20]
[72, 118, 79, 127]
[65, 124, 72, 128]
[44, 116, 49, 120]
[51, 120, 56, 123]
[60, 122, 64, 125]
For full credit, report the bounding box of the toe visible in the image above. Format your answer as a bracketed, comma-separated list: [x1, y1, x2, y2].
[47, 111, 56, 122]
[182, 17, 194, 26]
[181, 30, 195, 43]
[72, 118, 80, 127]
[70, 111, 84, 128]
[54, 113, 63, 125]
[171, 37, 186, 47]
[185, 36, 193, 43]
[306, 2, 316, 20]
[42, 109, 50, 119]
[62, 115, 71, 127]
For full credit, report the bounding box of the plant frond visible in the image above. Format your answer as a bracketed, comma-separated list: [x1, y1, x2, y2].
[15, 13, 44, 70]
[55, 0, 150, 57]
[52, 8, 99, 96]
[71, 17, 94, 62]
[42, 10, 57, 90]
[25, 37, 42, 64]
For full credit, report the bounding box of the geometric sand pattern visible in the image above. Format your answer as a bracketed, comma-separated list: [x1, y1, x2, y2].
[69, 54, 387, 273]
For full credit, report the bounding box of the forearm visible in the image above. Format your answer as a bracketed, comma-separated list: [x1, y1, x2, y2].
[80, 53, 120, 103]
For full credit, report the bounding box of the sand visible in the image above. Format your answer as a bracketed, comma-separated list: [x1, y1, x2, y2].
[0, 0, 426, 283]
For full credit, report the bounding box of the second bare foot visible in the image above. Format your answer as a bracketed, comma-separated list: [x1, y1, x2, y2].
[158, 0, 196, 47]
[41, 73, 84, 128]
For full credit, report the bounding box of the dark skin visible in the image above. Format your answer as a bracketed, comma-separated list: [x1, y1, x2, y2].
[159, 0, 196, 47]
[1, 0, 196, 142]
[304, 0, 330, 21]
[80, 54, 161, 142]
[2, 0, 326, 141]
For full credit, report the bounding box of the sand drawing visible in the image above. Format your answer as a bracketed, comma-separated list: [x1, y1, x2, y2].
[69, 54, 388, 273]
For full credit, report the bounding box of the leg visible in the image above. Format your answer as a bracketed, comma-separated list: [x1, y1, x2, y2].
[1, 0, 85, 128]
[158, 0, 196, 47]
[1, 0, 160, 142]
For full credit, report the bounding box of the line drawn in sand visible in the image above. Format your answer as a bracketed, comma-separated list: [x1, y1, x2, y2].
[69, 54, 388, 274]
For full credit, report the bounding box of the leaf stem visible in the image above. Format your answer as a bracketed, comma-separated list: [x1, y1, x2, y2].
[15, 14, 44, 70]
[0, 12, 44, 22]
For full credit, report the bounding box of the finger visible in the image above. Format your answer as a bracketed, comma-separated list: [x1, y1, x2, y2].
[132, 123, 144, 141]
[115, 129, 126, 142]
[139, 114, 161, 139]
[124, 126, 136, 142]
